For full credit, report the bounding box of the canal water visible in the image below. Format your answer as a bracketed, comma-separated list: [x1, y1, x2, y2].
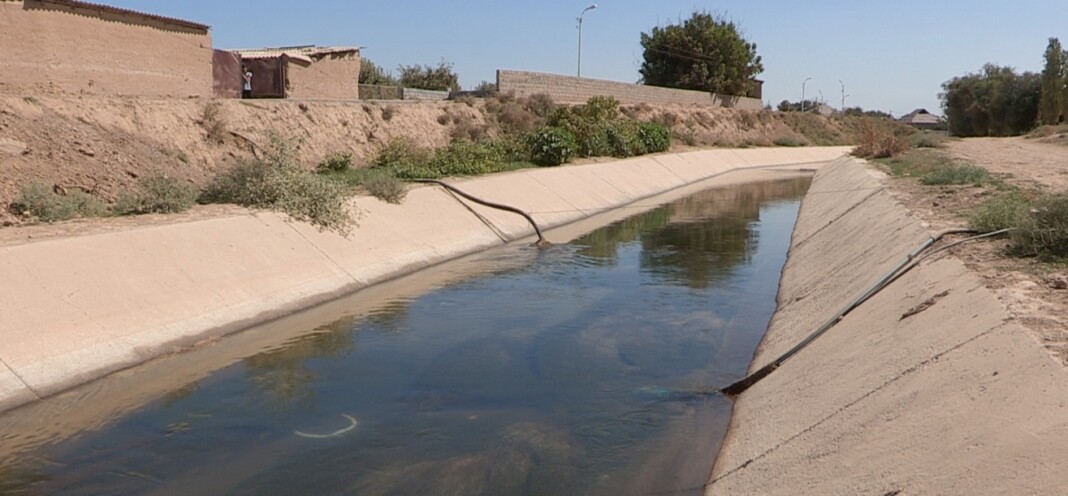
[0, 177, 810, 495]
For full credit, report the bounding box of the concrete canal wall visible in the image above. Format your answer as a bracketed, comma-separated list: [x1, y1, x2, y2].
[0, 146, 849, 413]
[708, 158, 1068, 494]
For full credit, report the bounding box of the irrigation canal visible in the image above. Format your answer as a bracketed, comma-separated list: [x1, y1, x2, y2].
[0, 176, 811, 495]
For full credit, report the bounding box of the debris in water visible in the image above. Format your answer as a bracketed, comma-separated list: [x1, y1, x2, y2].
[295, 414, 358, 439]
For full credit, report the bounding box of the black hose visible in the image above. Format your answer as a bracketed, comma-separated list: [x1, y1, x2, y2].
[720, 227, 1013, 397]
[412, 179, 552, 248]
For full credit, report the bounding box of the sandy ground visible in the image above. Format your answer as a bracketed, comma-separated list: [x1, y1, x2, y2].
[878, 137, 1068, 366]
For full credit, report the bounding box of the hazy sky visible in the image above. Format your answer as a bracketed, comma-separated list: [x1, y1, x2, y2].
[110, 0, 1067, 117]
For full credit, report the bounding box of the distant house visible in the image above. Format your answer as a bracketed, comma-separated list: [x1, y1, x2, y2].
[900, 109, 942, 130]
[226, 46, 361, 100]
[0, 0, 212, 97]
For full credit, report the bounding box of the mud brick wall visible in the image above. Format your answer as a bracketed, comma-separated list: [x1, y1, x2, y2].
[497, 70, 762, 110]
[0, 0, 211, 97]
[287, 52, 361, 100]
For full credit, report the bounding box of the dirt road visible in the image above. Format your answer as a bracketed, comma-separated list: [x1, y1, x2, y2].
[946, 136, 1068, 190]
[880, 137, 1068, 367]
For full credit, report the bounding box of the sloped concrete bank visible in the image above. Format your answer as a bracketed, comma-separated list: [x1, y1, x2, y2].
[708, 158, 1068, 494]
[0, 146, 849, 414]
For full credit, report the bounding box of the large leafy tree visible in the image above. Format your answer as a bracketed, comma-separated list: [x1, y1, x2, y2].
[941, 64, 1040, 137]
[639, 11, 763, 96]
[1038, 37, 1065, 125]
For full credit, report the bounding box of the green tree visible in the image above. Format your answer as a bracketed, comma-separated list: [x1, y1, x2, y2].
[638, 11, 763, 96]
[941, 64, 1040, 137]
[359, 58, 398, 86]
[398, 59, 460, 91]
[1038, 37, 1064, 125]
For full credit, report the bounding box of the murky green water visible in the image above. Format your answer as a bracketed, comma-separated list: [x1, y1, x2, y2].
[0, 177, 810, 495]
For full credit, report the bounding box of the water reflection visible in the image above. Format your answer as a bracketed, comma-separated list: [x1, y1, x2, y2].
[1, 177, 811, 495]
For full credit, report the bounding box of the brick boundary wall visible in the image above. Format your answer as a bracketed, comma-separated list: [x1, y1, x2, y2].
[497, 70, 763, 110]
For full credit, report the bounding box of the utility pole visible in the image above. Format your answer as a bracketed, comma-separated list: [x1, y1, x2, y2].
[577, 4, 598, 77]
[839, 80, 847, 113]
[801, 77, 812, 112]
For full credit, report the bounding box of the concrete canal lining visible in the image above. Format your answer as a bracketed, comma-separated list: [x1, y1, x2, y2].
[0, 146, 849, 414]
[708, 157, 1068, 494]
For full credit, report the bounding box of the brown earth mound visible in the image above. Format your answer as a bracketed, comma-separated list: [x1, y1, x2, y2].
[0, 93, 856, 225]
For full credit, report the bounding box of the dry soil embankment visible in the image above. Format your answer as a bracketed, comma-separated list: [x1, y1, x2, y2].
[708, 157, 1068, 494]
[0, 147, 849, 414]
[0, 94, 857, 225]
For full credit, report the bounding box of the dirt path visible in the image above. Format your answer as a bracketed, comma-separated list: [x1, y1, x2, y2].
[879, 137, 1068, 366]
[945, 136, 1068, 190]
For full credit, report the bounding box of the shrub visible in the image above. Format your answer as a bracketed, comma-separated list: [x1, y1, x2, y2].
[852, 118, 909, 158]
[638, 122, 671, 153]
[13, 182, 107, 222]
[528, 126, 578, 166]
[391, 139, 508, 179]
[316, 151, 353, 173]
[1012, 192, 1068, 260]
[381, 106, 396, 121]
[773, 136, 805, 147]
[114, 176, 196, 215]
[920, 164, 989, 186]
[362, 171, 408, 204]
[523, 93, 557, 118]
[605, 120, 646, 157]
[200, 135, 356, 234]
[200, 102, 228, 144]
[449, 113, 490, 142]
[909, 132, 947, 148]
[372, 138, 432, 170]
[969, 192, 1030, 233]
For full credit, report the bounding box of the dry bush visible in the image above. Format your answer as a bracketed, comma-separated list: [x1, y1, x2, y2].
[13, 183, 107, 222]
[652, 112, 680, 128]
[739, 111, 759, 131]
[200, 102, 228, 144]
[115, 176, 196, 215]
[851, 118, 909, 158]
[449, 112, 490, 141]
[523, 93, 557, 118]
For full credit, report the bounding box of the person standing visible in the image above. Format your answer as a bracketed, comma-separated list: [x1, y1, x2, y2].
[242, 66, 253, 99]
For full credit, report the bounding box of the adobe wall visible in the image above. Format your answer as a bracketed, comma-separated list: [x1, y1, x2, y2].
[498, 70, 763, 110]
[286, 53, 361, 100]
[0, 0, 211, 97]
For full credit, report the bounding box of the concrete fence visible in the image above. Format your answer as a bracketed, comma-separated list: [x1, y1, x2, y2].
[497, 70, 763, 110]
[358, 84, 449, 101]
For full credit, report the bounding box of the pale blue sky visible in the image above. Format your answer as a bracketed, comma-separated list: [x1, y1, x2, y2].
[111, 1, 1067, 117]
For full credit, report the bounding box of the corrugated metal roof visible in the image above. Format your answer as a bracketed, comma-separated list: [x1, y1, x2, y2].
[34, 0, 210, 31]
[230, 46, 360, 63]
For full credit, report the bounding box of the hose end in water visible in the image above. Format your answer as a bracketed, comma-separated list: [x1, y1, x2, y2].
[720, 362, 779, 397]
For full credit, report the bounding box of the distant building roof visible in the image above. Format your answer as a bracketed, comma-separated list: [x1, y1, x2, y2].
[900, 108, 941, 126]
[31, 0, 210, 31]
[230, 46, 361, 64]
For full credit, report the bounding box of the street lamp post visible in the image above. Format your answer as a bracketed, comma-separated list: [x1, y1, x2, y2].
[801, 77, 812, 112]
[839, 80, 847, 112]
[577, 4, 598, 77]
